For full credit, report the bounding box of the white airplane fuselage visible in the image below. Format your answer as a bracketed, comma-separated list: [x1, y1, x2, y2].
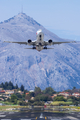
[36, 29, 44, 51]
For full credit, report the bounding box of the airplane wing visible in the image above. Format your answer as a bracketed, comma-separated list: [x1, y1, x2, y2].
[44, 41, 76, 46]
[4, 41, 27, 45]
[52, 41, 76, 45]
[4, 41, 36, 45]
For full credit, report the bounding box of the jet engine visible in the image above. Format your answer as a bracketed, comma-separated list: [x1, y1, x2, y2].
[48, 39, 53, 45]
[28, 39, 32, 45]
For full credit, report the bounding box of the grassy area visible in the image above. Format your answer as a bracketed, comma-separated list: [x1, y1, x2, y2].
[2, 101, 14, 105]
[0, 105, 29, 111]
[50, 101, 72, 106]
[1, 100, 80, 112]
[1, 104, 80, 113]
[61, 106, 80, 112]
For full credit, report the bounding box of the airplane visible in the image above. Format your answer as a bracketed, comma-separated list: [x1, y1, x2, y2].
[4, 29, 76, 52]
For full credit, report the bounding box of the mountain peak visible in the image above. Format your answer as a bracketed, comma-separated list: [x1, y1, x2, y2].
[2, 13, 41, 27]
[16, 12, 30, 19]
[0, 12, 59, 41]
[17, 12, 28, 18]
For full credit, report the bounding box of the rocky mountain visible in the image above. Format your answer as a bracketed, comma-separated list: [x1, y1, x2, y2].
[0, 13, 80, 91]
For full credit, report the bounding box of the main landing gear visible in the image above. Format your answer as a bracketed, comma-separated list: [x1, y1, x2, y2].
[44, 46, 47, 49]
[33, 46, 36, 49]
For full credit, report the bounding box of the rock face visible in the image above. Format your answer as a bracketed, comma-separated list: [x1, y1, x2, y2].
[0, 13, 80, 91]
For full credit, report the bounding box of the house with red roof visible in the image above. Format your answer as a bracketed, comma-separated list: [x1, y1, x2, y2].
[59, 92, 71, 98]
[0, 90, 5, 94]
[26, 92, 29, 95]
[72, 92, 80, 98]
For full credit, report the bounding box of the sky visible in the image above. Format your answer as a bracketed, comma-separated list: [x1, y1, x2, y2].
[0, 0, 80, 41]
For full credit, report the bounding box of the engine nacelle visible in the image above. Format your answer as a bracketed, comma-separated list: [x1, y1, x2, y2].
[48, 39, 53, 45]
[28, 39, 32, 45]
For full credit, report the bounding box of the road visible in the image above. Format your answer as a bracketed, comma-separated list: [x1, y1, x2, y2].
[0, 111, 80, 120]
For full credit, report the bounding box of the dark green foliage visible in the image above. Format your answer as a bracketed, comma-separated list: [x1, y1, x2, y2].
[78, 97, 80, 102]
[72, 86, 76, 90]
[54, 96, 67, 102]
[69, 96, 78, 102]
[32, 101, 44, 106]
[22, 94, 26, 101]
[68, 96, 80, 106]
[29, 92, 35, 97]
[11, 94, 18, 103]
[0, 82, 4, 88]
[8, 81, 14, 89]
[64, 89, 72, 93]
[0, 81, 14, 90]
[73, 101, 78, 106]
[20, 85, 24, 91]
[25, 94, 31, 100]
[67, 98, 72, 102]
[14, 99, 17, 104]
[7, 97, 10, 102]
[28, 100, 34, 103]
[24, 89, 29, 94]
[18, 101, 27, 106]
[4, 82, 8, 89]
[15, 84, 18, 89]
[43, 87, 56, 95]
[15, 93, 22, 99]
[7, 86, 13, 90]
[34, 94, 52, 102]
[34, 87, 41, 94]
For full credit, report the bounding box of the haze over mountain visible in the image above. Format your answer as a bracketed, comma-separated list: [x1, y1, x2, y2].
[0, 13, 80, 91]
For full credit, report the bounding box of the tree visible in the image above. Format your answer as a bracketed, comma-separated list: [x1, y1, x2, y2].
[11, 94, 18, 102]
[34, 87, 41, 94]
[18, 101, 27, 106]
[43, 87, 56, 96]
[0, 82, 4, 88]
[69, 96, 78, 103]
[33, 101, 44, 106]
[72, 86, 76, 90]
[24, 89, 28, 94]
[15, 93, 22, 99]
[20, 85, 24, 91]
[0, 81, 15, 90]
[8, 81, 14, 89]
[4, 82, 8, 89]
[54, 96, 66, 102]
[34, 94, 52, 102]
[7, 86, 13, 90]
[29, 92, 35, 97]
[73, 101, 78, 106]
[15, 84, 18, 89]
[14, 99, 17, 104]
[64, 89, 72, 93]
